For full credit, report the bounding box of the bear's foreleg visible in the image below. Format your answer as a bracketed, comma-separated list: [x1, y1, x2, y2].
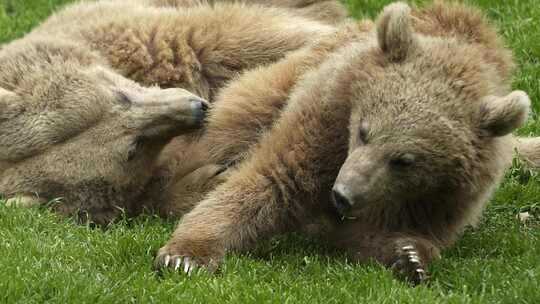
[154, 163, 316, 273]
[154, 69, 353, 274]
[154, 22, 369, 274]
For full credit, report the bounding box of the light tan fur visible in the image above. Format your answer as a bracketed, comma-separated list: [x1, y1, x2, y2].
[155, 1, 538, 284]
[142, 0, 349, 24]
[0, 0, 346, 224]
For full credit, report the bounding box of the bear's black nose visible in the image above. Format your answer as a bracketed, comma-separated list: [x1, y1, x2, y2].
[190, 98, 210, 124]
[199, 100, 209, 112]
[331, 187, 353, 216]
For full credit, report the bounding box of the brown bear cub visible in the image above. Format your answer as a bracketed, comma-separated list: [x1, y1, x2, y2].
[155, 1, 535, 284]
[0, 0, 344, 224]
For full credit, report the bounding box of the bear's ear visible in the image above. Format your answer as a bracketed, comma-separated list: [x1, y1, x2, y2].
[477, 91, 530, 137]
[376, 2, 417, 62]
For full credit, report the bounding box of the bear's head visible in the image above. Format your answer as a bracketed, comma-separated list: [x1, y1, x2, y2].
[330, 3, 530, 221]
[0, 51, 207, 223]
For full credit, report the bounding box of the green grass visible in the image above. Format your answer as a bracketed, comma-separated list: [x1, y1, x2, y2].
[1, 0, 539, 303]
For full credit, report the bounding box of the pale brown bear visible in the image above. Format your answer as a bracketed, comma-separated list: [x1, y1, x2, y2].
[0, 0, 345, 224]
[155, 1, 539, 284]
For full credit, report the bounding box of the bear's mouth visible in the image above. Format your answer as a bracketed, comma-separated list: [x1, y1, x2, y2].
[330, 187, 386, 221]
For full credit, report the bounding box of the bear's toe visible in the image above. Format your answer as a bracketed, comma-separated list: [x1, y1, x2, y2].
[391, 244, 429, 285]
[154, 245, 220, 275]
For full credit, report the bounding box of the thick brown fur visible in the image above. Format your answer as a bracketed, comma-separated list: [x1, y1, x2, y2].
[0, 0, 346, 224]
[144, 0, 349, 24]
[155, 1, 537, 284]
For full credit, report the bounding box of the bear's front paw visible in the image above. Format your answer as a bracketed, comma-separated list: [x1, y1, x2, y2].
[391, 244, 429, 285]
[154, 243, 222, 275]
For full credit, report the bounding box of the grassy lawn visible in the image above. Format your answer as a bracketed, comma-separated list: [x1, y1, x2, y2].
[1, 0, 539, 303]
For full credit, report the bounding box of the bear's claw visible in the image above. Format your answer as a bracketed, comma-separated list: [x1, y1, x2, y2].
[155, 253, 199, 276]
[391, 244, 429, 285]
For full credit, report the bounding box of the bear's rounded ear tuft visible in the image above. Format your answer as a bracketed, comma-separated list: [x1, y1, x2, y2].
[376, 2, 417, 62]
[478, 91, 530, 137]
